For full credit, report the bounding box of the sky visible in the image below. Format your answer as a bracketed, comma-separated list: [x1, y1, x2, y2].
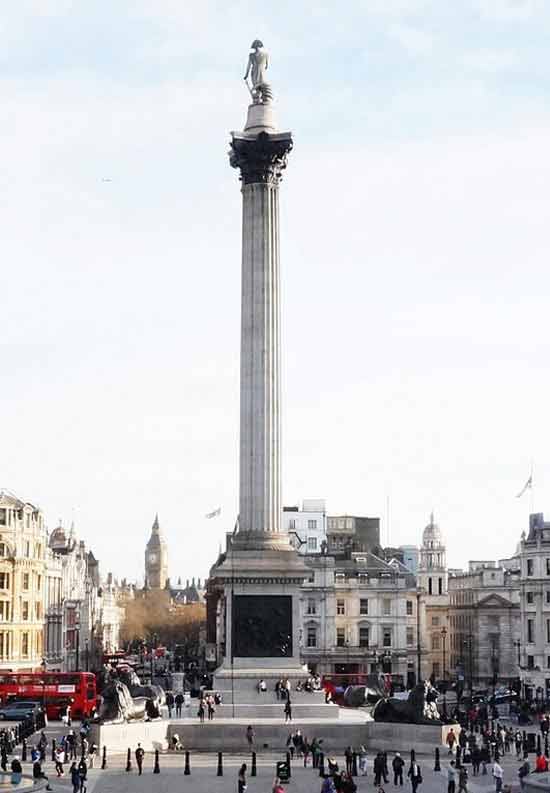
[2, 0, 550, 585]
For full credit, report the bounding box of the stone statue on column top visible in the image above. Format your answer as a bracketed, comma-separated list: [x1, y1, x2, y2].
[244, 39, 273, 104]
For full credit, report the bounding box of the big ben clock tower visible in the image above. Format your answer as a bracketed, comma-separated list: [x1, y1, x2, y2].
[145, 514, 168, 589]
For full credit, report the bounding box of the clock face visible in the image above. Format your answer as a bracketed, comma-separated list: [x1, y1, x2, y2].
[148, 553, 157, 564]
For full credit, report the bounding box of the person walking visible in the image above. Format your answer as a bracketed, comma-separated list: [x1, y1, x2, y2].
[175, 691, 184, 717]
[374, 752, 385, 786]
[345, 746, 354, 775]
[447, 728, 457, 754]
[33, 759, 53, 791]
[77, 757, 87, 793]
[10, 757, 22, 787]
[197, 699, 205, 723]
[55, 746, 65, 777]
[448, 760, 457, 793]
[135, 743, 144, 775]
[207, 695, 216, 721]
[70, 762, 80, 793]
[284, 699, 292, 723]
[166, 691, 174, 718]
[238, 762, 247, 793]
[492, 759, 503, 793]
[458, 765, 468, 793]
[246, 725, 255, 749]
[358, 745, 367, 776]
[393, 752, 405, 785]
[408, 759, 422, 793]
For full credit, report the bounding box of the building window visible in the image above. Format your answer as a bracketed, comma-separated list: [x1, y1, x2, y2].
[307, 537, 317, 551]
[360, 599, 369, 615]
[383, 629, 392, 647]
[22, 602, 29, 621]
[0, 510, 5, 526]
[527, 655, 535, 670]
[438, 578, 443, 595]
[431, 616, 440, 626]
[337, 628, 346, 647]
[432, 634, 440, 650]
[0, 544, 5, 557]
[406, 627, 414, 646]
[428, 578, 433, 595]
[307, 627, 317, 648]
[0, 574, 10, 590]
[528, 619, 534, 644]
[547, 591, 550, 605]
[288, 519, 296, 530]
[432, 662, 441, 678]
[527, 559, 534, 576]
[359, 627, 369, 648]
[547, 656, 550, 669]
[21, 633, 29, 657]
[337, 599, 345, 616]
[547, 620, 550, 644]
[36, 575, 41, 591]
[383, 599, 391, 616]
[22, 573, 29, 591]
[547, 559, 550, 576]
[307, 520, 317, 530]
[527, 592, 534, 604]
[406, 600, 413, 616]
[307, 598, 316, 615]
[35, 602, 41, 620]
[0, 603, 9, 621]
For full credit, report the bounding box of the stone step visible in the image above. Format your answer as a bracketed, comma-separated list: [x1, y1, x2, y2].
[204, 688, 327, 705]
[191, 703, 339, 720]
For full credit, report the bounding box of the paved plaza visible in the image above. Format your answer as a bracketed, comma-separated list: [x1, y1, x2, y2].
[13, 743, 532, 793]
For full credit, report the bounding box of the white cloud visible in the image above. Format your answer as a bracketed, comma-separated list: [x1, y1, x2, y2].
[461, 47, 520, 72]
[388, 23, 434, 55]
[473, 0, 544, 21]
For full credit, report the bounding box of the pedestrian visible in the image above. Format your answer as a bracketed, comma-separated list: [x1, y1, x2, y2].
[55, 746, 65, 777]
[321, 774, 336, 793]
[197, 699, 205, 723]
[246, 725, 255, 748]
[38, 730, 48, 761]
[393, 752, 404, 785]
[284, 699, 292, 722]
[273, 776, 285, 793]
[135, 743, 144, 775]
[88, 743, 97, 769]
[293, 729, 303, 757]
[166, 691, 174, 718]
[358, 745, 368, 776]
[33, 759, 53, 791]
[492, 759, 503, 793]
[77, 757, 87, 792]
[345, 745, 354, 775]
[458, 765, 468, 793]
[286, 732, 295, 759]
[374, 752, 385, 786]
[448, 760, 456, 793]
[66, 703, 72, 727]
[447, 728, 457, 754]
[10, 756, 22, 787]
[536, 752, 548, 772]
[238, 762, 247, 793]
[70, 762, 80, 793]
[518, 759, 530, 789]
[175, 691, 184, 717]
[408, 759, 422, 793]
[207, 695, 216, 721]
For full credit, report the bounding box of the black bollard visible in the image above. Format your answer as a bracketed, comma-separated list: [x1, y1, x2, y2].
[126, 747, 132, 772]
[434, 747, 441, 772]
[217, 751, 223, 776]
[319, 752, 325, 777]
[101, 746, 107, 770]
[286, 751, 292, 778]
[545, 736, 549, 759]
[51, 738, 56, 763]
[153, 748, 160, 774]
[456, 747, 462, 769]
[21, 739, 27, 762]
[352, 751, 358, 777]
[251, 751, 257, 777]
[184, 750, 190, 775]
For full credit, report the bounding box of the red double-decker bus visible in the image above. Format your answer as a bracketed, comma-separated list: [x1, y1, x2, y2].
[0, 672, 97, 720]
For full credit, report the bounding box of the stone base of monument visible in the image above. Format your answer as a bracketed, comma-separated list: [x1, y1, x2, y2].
[523, 770, 550, 793]
[90, 720, 168, 754]
[167, 719, 365, 752]
[206, 702, 339, 719]
[365, 722, 461, 754]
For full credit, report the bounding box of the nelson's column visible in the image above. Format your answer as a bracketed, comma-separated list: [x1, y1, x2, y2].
[209, 42, 314, 708]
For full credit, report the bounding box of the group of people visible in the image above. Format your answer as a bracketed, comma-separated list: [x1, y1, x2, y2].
[197, 693, 219, 722]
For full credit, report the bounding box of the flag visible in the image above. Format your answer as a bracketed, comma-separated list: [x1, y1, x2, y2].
[516, 476, 533, 499]
[205, 507, 221, 519]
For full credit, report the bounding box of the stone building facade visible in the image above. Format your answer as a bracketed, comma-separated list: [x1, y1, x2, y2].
[300, 551, 423, 687]
[448, 560, 520, 690]
[517, 513, 550, 702]
[326, 515, 380, 556]
[0, 491, 48, 671]
[283, 500, 327, 555]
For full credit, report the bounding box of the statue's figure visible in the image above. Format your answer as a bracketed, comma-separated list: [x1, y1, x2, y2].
[373, 680, 456, 725]
[244, 40, 273, 104]
[95, 666, 165, 724]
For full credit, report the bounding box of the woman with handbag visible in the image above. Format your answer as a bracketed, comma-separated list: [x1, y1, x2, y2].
[408, 760, 423, 793]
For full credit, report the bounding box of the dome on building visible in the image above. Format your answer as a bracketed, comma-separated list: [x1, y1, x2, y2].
[422, 513, 443, 546]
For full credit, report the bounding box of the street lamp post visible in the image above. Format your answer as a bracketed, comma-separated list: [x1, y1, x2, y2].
[464, 635, 474, 696]
[85, 640, 89, 673]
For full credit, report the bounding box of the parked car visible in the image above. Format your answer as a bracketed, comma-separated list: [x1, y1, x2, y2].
[0, 701, 43, 721]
